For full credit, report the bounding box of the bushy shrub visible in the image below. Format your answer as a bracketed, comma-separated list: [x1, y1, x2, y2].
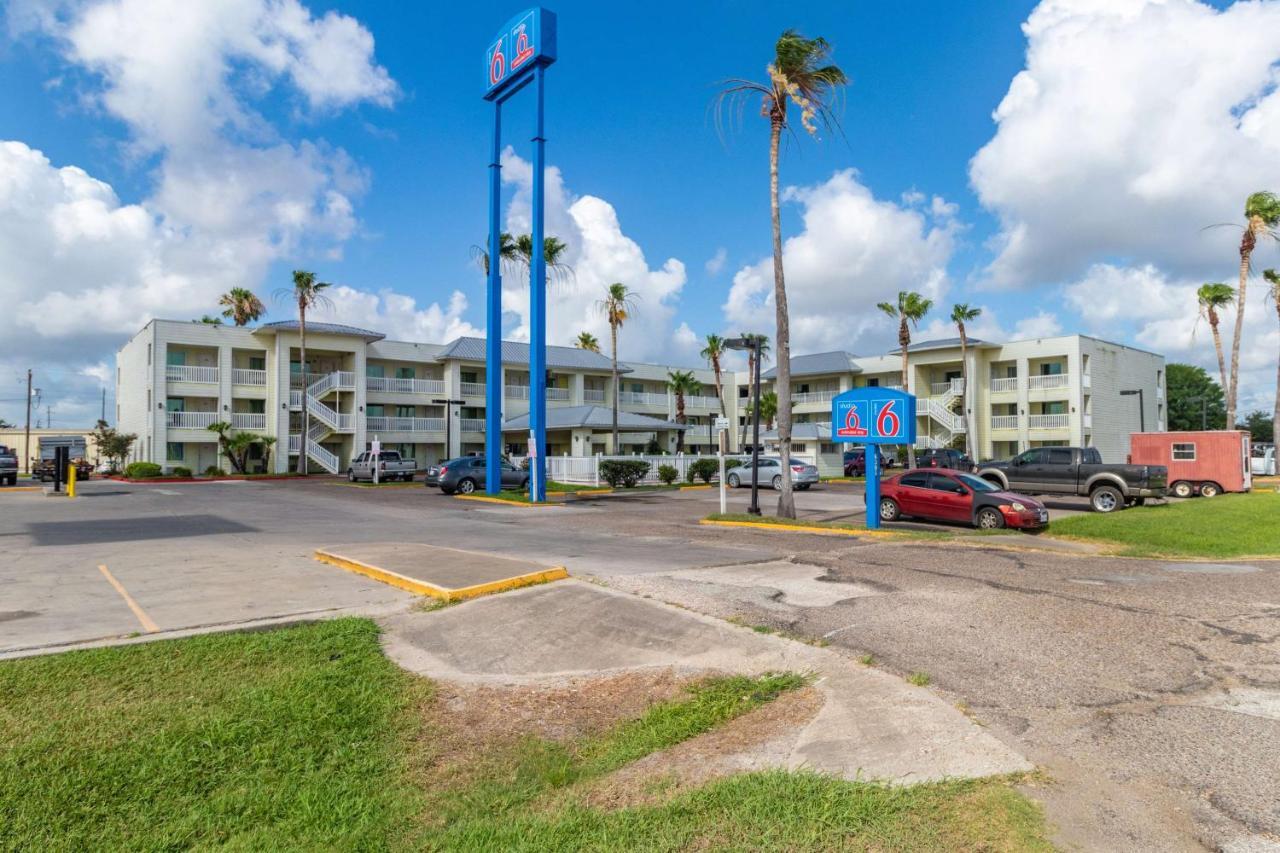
[688, 458, 720, 484]
[657, 464, 678, 485]
[725, 458, 744, 470]
[124, 462, 162, 479]
[171, 466, 193, 478]
[599, 459, 650, 488]
[204, 466, 228, 477]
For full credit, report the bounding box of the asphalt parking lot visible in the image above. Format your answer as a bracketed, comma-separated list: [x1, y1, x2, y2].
[2, 476, 1276, 851]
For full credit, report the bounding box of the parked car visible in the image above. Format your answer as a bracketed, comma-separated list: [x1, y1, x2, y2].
[725, 457, 819, 491]
[843, 447, 888, 477]
[1252, 442, 1276, 477]
[879, 469, 1049, 530]
[916, 448, 975, 471]
[978, 446, 1167, 513]
[428, 456, 529, 495]
[347, 450, 417, 483]
[1129, 430, 1252, 498]
[0, 445, 17, 486]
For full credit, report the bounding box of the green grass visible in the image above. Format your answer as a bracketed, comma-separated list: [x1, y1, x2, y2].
[705, 512, 949, 540]
[1047, 490, 1280, 557]
[1, 621, 1052, 851]
[908, 672, 932, 687]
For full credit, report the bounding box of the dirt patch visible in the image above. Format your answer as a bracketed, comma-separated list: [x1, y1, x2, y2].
[564, 685, 824, 811]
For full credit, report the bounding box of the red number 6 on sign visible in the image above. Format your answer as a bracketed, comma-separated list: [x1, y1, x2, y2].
[876, 402, 900, 437]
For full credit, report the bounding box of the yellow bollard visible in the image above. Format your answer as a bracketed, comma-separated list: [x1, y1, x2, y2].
[67, 464, 76, 498]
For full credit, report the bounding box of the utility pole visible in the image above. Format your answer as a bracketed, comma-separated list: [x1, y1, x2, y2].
[24, 370, 32, 475]
[101, 388, 106, 423]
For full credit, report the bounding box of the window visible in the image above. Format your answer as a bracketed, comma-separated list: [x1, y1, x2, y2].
[245, 399, 265, 414]
[1040, 362, 1064, 375]
[820, 443, 837, 454]
[1015, 449, 1047, 465]
[166, 398, 184, 412]
[396, 405, 415, 418]
[147, 343, 152, 365]
[793, 443, 807, 452]
[1172, 443, 1196, 461]
[866, 378, 880, 387]
[461, 371, 478, 384]
[926, 473, 961, 492]
[166, 350, 186, 366]
[900, 472, 929, 488]
[166, 442, 184, 461]
[1047, 449, 1074, 465]
[249, 356, 265, 371]
[366, 364, 385, 378]
[366, 404, 384, 417]
[396, 367, 415, 380]
[1084, 448, 1103, 464]
[1044, 401, 1067, 415]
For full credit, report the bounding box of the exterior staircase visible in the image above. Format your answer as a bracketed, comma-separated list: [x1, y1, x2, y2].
[916, 378, 967, 450]
[288, 371, 356, 474]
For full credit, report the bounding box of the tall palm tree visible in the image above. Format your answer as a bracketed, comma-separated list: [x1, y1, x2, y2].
[596, 283, 639, 451]
[275, 270, 331, 475]
[1266, 269, 1280, 439]
[515, 234, 574, 286]
[700, 334, 728, 419]
[1225, 192, 1280, 426]
[1196, 282, 1235, 397]
[574, 331, 601, 353]
[950, 304, 982, 458]
[878, 291, 933, 467]
[218, 288, 266, 326]
[471, 232, 520, 277]
[739, 332, 771, 448]
[666, 369, 699, 453]
[718, 30, 847, 518]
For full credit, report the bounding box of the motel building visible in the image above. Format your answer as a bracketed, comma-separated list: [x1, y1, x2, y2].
[115, 320, 1164, 475]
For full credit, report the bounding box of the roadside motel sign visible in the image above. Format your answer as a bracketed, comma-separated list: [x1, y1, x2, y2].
[831, 387, 916, 530]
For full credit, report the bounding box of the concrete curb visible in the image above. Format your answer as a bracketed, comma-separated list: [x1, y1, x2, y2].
[314, 548, 568, 601]
[453, 494, 563, 507]
[699, 518, 900, 538]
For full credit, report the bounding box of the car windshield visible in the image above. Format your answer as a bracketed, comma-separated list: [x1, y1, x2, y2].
[955, 473, 999, 492]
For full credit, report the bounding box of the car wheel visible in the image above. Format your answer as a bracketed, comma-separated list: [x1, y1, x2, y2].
[727, 473, 740, 488]
[879, 497, 901, 522]
[457, 478, 477, 495]
[976, 507, 1005, 530]
[1171, 480, 1193, 499]
[520, 477, 529, 489]
[1090, 485, 1123, 513]
[347, 469, 356, 482]
[772, 475, 782, 491]
[1199, 482, 1221, 498]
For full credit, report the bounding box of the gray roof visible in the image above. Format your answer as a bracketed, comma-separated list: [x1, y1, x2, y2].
[440, 337, 625, 372]
[502, 405, 689, 431]
[255, 320, 385, 341]
[762, 351, 861, 380]
[889, 337, 988, 354]
[760, 423, 832, 441]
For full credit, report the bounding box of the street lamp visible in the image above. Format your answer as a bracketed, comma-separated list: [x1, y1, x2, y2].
[432, 398, 466, 462]
[1120, 389, 1145, 432]
[724, 336, 763, 516]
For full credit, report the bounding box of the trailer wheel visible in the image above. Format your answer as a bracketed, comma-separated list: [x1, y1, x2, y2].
[1171, 480, 1193, 499]
[1198, 482, 1221, 498]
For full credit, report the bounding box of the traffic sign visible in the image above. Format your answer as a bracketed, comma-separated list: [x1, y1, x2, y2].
[714, 416, 730, 432]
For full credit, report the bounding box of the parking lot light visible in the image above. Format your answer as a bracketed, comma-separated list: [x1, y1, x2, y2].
[724, 337, 763, 516]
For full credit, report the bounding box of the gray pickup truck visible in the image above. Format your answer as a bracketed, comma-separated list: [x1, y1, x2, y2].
[0, 445, 17, 486]
[347, 450, 417, 483]
[978, 446, 1167, 513]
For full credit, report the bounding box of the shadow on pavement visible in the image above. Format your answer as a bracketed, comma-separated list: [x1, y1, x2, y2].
[27, 514, 257, 546]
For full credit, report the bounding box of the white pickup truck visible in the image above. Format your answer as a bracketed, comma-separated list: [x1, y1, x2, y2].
[347, 450, 417, 483]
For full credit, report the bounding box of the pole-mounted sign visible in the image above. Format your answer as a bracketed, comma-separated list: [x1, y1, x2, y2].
[483, 8, 557, 501]
[830, 387, 916, 530]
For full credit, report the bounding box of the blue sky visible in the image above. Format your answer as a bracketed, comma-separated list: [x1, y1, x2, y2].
[0, 0, 1276, 426]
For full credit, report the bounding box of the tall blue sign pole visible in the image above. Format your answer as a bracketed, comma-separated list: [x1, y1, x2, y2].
[483, 9, 557, 500]
[831, 387, 916, 530]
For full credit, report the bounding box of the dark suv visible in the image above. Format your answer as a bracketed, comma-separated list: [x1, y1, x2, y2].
[916, 448, 975, 472]
[0, 445, 17, 486]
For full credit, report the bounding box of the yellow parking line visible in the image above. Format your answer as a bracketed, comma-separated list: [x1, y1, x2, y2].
[97, 564, 159, 633]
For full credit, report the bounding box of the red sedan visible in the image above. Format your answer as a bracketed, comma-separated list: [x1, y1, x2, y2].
[877, 469, 1049, 530]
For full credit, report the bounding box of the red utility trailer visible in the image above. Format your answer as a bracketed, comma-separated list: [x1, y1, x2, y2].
[1128, 431, 1252, 498]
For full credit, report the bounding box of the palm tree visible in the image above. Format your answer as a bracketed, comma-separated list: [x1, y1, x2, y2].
[1266, 269, 1280, 440]
[739, 332, 771, 448]
[718, 30, 847, 519]
[575, 332, 601, 353]
[950, 304, 982, 458]
[515, 234, 574, 286]
[596, 283, 639, 451]
[218, 288, 266, 326]
[1196, 283, 1235, 397]
[194, 315, 223, 325]
[700, 334, 728, 418]
[471, 232, 521, 277]
[755, 391, 779, 431]
[275, 270, 332, 475]
[666, 369, 700, 453]
[258, 435, 277, 475]
[878, 291, 933, 467]
[205, 421, 238, 473]
[1225, 192, 1280, 426]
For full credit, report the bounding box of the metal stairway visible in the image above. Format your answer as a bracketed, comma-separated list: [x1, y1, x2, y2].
[918, 379, 967, 449]
[288, 371, 355, 474]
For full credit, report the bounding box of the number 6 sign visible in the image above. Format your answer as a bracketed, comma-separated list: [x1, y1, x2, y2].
[831, 388, 915, 446]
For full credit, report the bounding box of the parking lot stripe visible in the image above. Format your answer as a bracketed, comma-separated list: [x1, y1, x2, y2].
[97, 564, 159, 633]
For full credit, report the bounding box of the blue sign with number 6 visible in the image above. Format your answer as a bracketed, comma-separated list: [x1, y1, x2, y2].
[831, 387, 915, 445]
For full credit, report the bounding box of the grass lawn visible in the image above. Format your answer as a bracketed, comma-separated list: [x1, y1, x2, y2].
[1047, 490, 1280, 558]
[0, 619, 1052, 850]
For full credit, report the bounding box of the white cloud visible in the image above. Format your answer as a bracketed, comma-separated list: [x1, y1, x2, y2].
[704, 247, 728, 276]
[722, 169, 958, 354]
[80, 362, 112, 383]
[499, 148, 689, 361]
[1013, 311, 1063, 340]
[313, 285, 481, 344]
[971, 0, 1280, 288]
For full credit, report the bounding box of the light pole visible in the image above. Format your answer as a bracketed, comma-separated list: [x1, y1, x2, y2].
[433, 398, 465, 462]
[1120, 389, 1145, 432]
[725, 337, 762, 516]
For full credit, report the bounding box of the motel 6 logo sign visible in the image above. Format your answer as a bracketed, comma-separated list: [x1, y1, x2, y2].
[485, 8, 557, 100]
[831, 387, 916, 446]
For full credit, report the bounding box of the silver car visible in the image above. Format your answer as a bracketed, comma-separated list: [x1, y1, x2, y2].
[726, 457, 819, 491]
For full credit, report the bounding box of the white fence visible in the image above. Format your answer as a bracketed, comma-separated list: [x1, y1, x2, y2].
[1028, 373, 1069, 390]
[166, 365, 218, 384]
[231, 413, 267, 430]
[232, 368, 267, 386]
[166, 411, 218, 429]
[366, 376, 445, 395]
[528, 453, 754, 486]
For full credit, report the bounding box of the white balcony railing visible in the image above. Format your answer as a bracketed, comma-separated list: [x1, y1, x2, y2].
[791, 390, 836, 405]
[930, 378, 965, 397]
[547, 387, 570, 401]
[618, 390, 669, 406]
[166, 365, 219, 384]
[289, 389, 302, 410]
[459, 418, 486, 432]
[1029, 413, 1070, 429]
[991, 415, 1019, 430]
[366, 376, 446, 395]
[231, 368, 267, 387]
[685, 395, 721, 408]
[231, 413, 267, 430]
[460, 382, 485, 397]
[990, 376, 1018, 393]
[584, 389, 607, 403]
[288, 434, 301, 453]
[1029, 373, 1069, 390]
[166, 411, 218, 429]
[365, 416, 445, 433]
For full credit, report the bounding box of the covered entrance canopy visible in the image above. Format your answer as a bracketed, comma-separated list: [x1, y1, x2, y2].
[502, 405, 689, 455]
